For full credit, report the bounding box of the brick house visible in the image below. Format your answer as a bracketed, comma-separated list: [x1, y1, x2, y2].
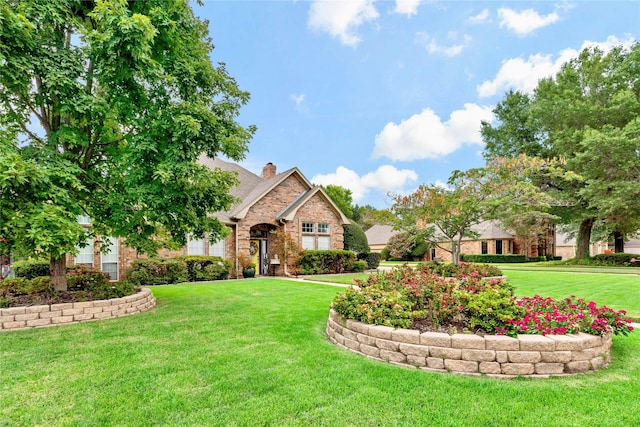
[70, 157, 350, 279]
[366, 220, 555, 262]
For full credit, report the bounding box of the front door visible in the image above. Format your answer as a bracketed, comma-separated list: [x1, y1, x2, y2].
[249, 239, 269, 275]
[249, 240, 260, 274]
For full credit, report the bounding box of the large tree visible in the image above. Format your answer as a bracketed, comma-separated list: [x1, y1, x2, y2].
[321, 184, 355, 220]
[482, 43, 640, 257]
[392, 165, 504, 264]
[0, 0, 254, 290]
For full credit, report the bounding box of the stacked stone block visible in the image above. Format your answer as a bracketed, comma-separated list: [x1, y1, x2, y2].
[326, 310, 612, 378]
[0, 288, 156, 331]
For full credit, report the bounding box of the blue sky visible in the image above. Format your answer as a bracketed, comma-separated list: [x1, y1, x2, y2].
[193, 1, 639, 209]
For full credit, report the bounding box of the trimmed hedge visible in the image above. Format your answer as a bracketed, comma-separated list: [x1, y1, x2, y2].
[176, 256, 232, 282]
[299, 250, 360, 274]
[13, 260, 50, 279]
[126, 256, 232, 287]
[592, 253, 640, 266]
[126, 258, 188, 286]
[357, 252, 381, 270]
[460, 254, 527, 263]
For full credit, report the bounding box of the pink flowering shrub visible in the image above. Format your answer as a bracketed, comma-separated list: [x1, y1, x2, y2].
[502, 295, 634, 336]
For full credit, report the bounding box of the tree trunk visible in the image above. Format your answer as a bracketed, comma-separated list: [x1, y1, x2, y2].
[50, 253, 67, 291]
[613, 231, 625, 253]
[575, 217, 595, 259]
[452, 239, 460, 264]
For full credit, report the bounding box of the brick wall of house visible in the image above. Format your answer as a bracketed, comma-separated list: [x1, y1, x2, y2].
[295, 192, 345, 249]
[431, 239, 514, 262]
[237, 174, 309, 259]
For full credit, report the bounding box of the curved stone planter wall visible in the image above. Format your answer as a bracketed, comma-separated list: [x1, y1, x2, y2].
[326, 310, 612, 378]
[0, 288, 156, 332]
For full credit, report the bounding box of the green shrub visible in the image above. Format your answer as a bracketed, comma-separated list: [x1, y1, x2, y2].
[13, 260, 50, 279]
[592, 253, 640, 266]
[460, 254, 527, 263]
[126, 258, 188, 286]
[299, 250, 358, 274]
[410, 241, 429, 259]
[25, 276, 55, 296]
[0, 277, 28, 296]
[66, 265, 110, 292]
[380, 247, 390, 261]
[455, 281, 525, 334]
[352, 260, 368, 272]
[331, 283, 426, 329]
[416, 261, 502, 278]
[357, 252, 381, 269]
[175, 256, 232, 281]
[343, 223, 370, 254]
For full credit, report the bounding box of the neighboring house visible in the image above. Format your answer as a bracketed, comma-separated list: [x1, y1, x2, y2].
[429, 220, 519, 262]
[608, 237, 640, 254]
[555, 231, 608, 260]
[69, 157, 350, 279]
[365, 224, 398, 253]
[368, 220, 555, 262]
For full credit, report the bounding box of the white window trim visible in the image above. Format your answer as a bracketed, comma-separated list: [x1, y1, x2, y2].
[101, 237, 119, 281]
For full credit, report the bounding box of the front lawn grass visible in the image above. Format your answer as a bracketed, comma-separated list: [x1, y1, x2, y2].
[2, 279, 640, 426]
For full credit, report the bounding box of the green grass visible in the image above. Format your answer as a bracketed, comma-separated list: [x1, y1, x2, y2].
[2, 278, 640, 426]
[503, 270, 640, 320]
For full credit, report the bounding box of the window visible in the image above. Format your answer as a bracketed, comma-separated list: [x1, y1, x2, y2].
[209, 238, 225, 258]
[317, 236, 330, 250]
[75, 238, 94, 267]
[302, 235, 315, 250]
[101, 237, 118, 281]
[431, 248, 436, 260]
[301, 221, 332, 250]
[481, 241, 488, 254]
[495, 240, 503, 255]
[188, 237, 205, 255]
[77, 215, 91, 225]
[507, 240, 512, 254]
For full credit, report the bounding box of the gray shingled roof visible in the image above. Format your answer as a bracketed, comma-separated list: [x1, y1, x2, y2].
[467, 220, 514, 240]
[365, 224, 398, 245]
[198, 155, 349, 225]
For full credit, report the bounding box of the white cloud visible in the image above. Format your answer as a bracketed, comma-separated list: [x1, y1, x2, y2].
[498, 8, 560, 36]
[394, 0, 420, 16]
[467, 9, 490, 24]
[311, 165, 418, 202]
[415, 31, 471, 57]
[372, 103, 494, 161]
[308, 0, 379, 47]
[290, 93, 306, 113]
[477, 35, 636, 98]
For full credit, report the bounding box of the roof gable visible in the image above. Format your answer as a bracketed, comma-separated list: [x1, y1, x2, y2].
[199, 155, 349, 224]
[277, 187, 350, 225]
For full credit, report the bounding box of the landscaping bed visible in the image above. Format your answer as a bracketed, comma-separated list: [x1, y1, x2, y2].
[331, 263, 634, 338]
[0, 264, 137, 309]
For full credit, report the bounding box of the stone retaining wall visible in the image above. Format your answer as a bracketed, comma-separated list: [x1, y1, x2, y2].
[326, 310, 612, 378]
[0, 288, 155, 331]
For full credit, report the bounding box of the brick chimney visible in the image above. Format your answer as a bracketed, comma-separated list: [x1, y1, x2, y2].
[262, 162, 276, 179]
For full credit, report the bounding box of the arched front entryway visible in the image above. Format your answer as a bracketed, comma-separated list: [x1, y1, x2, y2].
[249, 224, 278, 275]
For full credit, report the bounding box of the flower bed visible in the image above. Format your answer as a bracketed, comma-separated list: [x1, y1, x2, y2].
[326, 310, 612, 378]
[328, 263, 633, 377]
[331, 264, 633, 337]
[0, 288, 155, 331]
